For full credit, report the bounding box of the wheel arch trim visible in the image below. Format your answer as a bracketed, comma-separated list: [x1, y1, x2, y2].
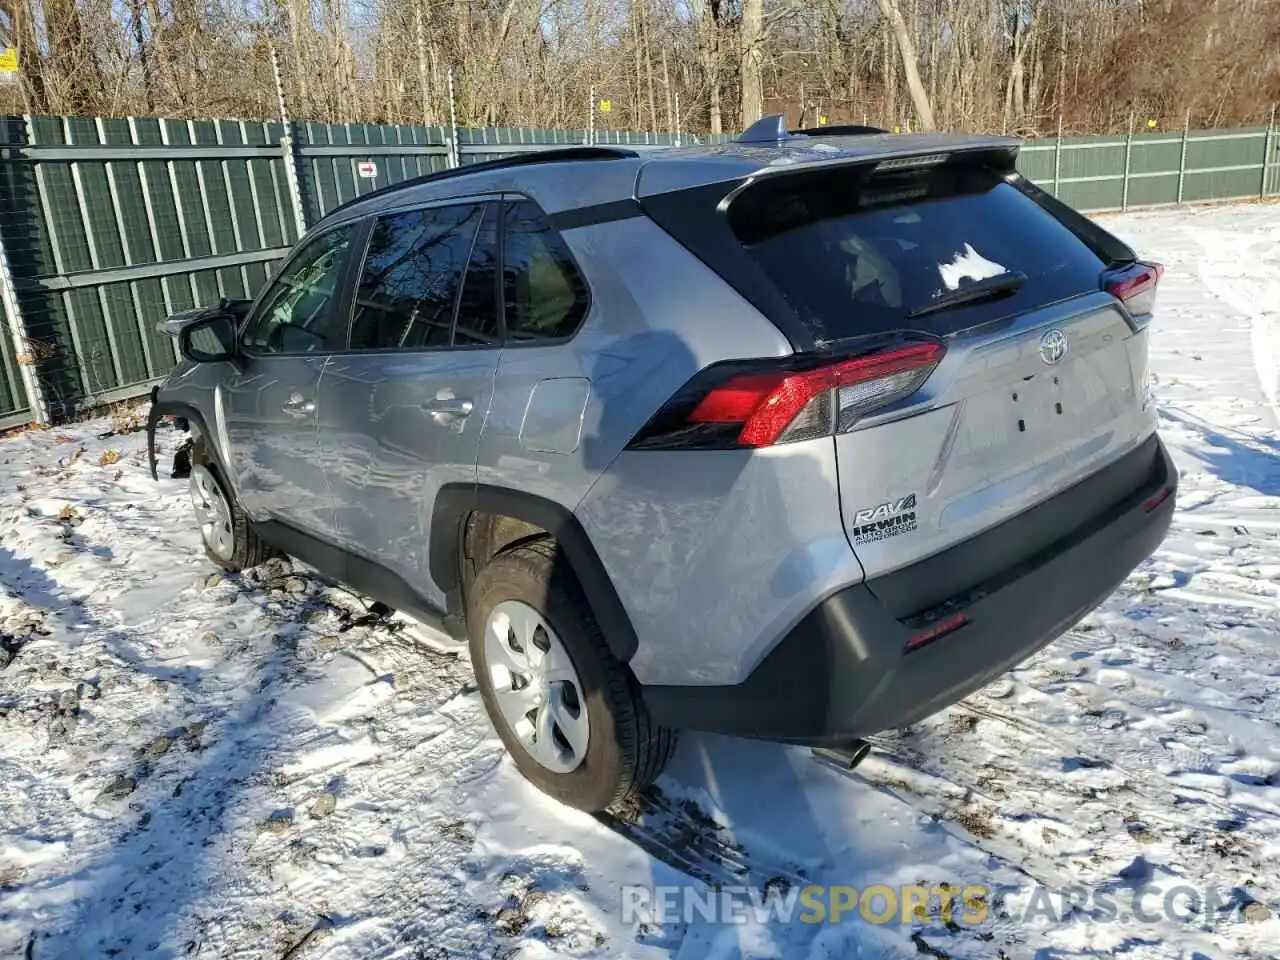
[429, 483, 640, 663]
[145, 387, 239, 497]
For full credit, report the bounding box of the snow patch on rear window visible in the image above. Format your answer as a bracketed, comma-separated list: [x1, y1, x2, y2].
[938, 243, 1008, 291]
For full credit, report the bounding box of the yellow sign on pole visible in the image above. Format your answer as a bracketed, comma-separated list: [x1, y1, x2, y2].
[599, 99, 612, 114]
[0, 49, 18, 73]
[818, 115, 829, 126]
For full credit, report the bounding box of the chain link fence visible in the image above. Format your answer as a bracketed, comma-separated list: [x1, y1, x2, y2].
[0, 113, 1277, 430]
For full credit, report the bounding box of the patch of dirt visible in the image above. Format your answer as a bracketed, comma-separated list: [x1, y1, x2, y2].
[951, 805, 998, 840]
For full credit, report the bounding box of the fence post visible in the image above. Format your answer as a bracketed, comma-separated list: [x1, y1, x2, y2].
[1052, 115, 1063, 197]
[278, 134, 308, 239]
[1121, 112, 1134, 211]
[588, 86, 595, 145]
[0, 233, 47, 425]
[270, 44, 309, 238]
[674, 94, 682, 148]
[446, 69, 460, 169]
[1262, 104, 1276, 199]
[1176, 110, 1190, 205]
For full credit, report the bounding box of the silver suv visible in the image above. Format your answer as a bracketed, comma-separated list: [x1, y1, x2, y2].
[146, 118, 1177, 812]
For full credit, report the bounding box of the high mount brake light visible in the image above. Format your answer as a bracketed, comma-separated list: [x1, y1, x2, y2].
[629, 341, 945, 451]
[1103, 260, 1163, 318]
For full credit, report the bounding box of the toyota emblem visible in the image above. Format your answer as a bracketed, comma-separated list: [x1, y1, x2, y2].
[1039, 328, 1068, 365]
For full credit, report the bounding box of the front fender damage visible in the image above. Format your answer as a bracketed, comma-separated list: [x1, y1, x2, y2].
[146, 385, 193, 481]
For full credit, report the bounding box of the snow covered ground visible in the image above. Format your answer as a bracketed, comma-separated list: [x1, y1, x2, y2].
[1, 203, 1277, 960]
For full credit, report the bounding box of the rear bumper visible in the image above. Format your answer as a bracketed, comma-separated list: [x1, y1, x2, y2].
[642, 432, 1177, 745]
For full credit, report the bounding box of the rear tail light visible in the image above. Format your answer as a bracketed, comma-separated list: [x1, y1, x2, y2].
[629, 340, 945, 450]
[1103, 260, 1163, 319]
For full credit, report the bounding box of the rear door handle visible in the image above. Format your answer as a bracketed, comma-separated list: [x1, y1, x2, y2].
[421, 397, 474, 421]
[281, 394, 316, 418]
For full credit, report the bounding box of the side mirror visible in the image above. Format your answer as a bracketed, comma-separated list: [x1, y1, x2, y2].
[178, 312, 238, 363]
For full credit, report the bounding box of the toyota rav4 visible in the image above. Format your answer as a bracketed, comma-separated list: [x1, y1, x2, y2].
[147, 117, 1177, 812]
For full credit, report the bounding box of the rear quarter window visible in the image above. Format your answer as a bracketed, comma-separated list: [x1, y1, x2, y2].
[727, 165, 1108, 342]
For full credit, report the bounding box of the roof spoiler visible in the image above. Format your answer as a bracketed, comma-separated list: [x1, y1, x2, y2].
[719, 138, 1024, 208]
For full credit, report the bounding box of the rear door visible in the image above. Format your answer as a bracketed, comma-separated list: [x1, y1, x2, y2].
[314, 199, 501, 610]
[673, 161, 1157, 584]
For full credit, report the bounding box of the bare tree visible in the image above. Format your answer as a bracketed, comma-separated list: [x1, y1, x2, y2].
[1, 0, 1276, 138]
[874, 0, 936, 130]
[699, 0, 725, 134]
[740, 0, 764, 125]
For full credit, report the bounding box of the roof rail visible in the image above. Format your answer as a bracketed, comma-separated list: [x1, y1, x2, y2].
[319, 145, 639, 223]
[735, 114, 890, 144]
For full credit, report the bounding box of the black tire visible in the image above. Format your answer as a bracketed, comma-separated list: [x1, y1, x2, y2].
[468, 538, 677, 812]
[191, 440, 274, 573]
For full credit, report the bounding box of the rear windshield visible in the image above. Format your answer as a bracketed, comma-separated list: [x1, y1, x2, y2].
[724, 164, 1107, 341]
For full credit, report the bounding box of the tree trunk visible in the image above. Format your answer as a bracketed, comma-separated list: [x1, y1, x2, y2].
[641, 1, 658, 132]
[129, 0, 155, 112]
[415, 1, 435, 125]
[875, 0, 936, 130]
[740, 0, 764, 125]
[701, 0, 721, 134]
[10, 0, 44, 112]
[662, 46, 674, 134]
[285, 0, 310, 120]
[883, 27, 896, 126]
[701, 0, 723, 135]
[631, 1, 644, 129]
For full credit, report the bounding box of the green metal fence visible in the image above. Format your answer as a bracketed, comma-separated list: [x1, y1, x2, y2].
[0, 114, 1277, 429]
[0, 116, 303, 427]
[1017, 125, 1278, 212]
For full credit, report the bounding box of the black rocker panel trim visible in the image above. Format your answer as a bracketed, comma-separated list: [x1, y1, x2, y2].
[429, 484, 640, 663]
[255, 519, 460, 640]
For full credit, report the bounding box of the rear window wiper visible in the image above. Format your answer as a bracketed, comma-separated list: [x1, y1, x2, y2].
[906, 271, 1027, 318]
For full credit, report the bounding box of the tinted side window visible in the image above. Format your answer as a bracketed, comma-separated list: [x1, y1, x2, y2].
[501, 200, 589, 342]
[349, 204, 484, 351]
[243, 226, 353, 354]
[454, 204, 502, 346]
